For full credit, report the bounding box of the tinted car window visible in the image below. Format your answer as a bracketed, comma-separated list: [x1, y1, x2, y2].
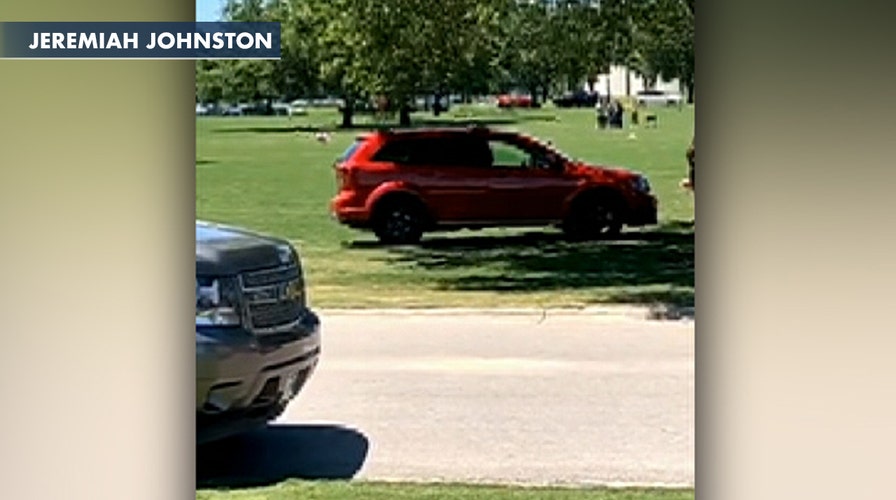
[375, 135, 491, 168]
[371, 140, 414, 163]
[431, 136, 491, 167]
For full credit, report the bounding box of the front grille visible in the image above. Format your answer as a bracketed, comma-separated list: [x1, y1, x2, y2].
[239, 264, 304, 333]
[248, 301, 303, 329]
[241, 265, 300, 288]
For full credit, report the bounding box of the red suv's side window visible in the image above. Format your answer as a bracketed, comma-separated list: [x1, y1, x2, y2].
[371, 139, 415, 164]
[373, 134, 492, 169]
[488, 140, 533, 169]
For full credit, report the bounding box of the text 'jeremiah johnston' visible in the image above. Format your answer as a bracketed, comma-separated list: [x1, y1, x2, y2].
[28, 31, 273, 50]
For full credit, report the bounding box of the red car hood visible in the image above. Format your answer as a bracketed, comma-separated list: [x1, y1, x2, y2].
[567, 161, 637, 182]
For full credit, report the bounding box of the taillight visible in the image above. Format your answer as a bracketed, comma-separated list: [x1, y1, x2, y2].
[335, 165, 354, 190]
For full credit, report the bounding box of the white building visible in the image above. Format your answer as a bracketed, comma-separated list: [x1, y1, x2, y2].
[586, 65, 682, 97]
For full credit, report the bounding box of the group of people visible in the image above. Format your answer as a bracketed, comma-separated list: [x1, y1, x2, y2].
[595, 99, 625, 129]
[594, 97, 694, 200]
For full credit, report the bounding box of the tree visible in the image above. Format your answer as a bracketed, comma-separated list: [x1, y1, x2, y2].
[194, 0, 694, 122]
[317, 0, 508, 126]
[500, 1, 559, 104]
[635, 0, 694, 101]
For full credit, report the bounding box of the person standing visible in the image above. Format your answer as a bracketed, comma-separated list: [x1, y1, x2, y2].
[685, 137, 696, 192]
[595, 98, 608, 129]
[614, 100, 625, 128]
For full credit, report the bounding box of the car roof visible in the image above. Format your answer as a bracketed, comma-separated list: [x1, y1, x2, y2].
[372, 125, 535, 138]
[357, 126, 559, 150]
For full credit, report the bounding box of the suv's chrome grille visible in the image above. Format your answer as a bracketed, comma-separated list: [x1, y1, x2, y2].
[241, 265, 300, 288]
[248, 301, 303, 329]
[239, 264, 303, 334]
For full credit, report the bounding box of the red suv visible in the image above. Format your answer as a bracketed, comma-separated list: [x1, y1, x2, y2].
[330, 127, 658, 244]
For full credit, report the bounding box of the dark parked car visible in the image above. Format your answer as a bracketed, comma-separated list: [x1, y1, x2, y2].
[329, 127, 657, 244]
[553, 90, 601, 108]
[196, 220, 321, 444]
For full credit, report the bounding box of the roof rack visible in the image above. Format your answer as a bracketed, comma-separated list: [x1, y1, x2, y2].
[364, 124, 494, 135]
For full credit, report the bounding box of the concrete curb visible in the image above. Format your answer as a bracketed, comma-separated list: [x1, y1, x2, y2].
[318, 305, 694, 322]
[362, 476, 694, 490]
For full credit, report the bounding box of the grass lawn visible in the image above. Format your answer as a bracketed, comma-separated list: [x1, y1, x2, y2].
[197, 480, 694, 500]
[196, 105, 694, 308]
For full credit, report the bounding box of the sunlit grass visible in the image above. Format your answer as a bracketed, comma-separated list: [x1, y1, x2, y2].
[196, 105, 694, 308]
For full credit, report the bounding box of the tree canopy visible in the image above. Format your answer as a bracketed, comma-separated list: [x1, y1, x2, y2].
[196, 0, 695, 125]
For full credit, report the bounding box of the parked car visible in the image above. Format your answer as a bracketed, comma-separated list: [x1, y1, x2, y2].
[196, 103, 210, 116]
[329, 127, 657, 244]
[270, 102, 292, 116]
[635, 89, 683, 107]
[221, 104, 244, 116]
[553, 90, 601, 108]
[288, 100, 308, 116]
[497, 93, 536, 108]
[196, 220, 321, 444]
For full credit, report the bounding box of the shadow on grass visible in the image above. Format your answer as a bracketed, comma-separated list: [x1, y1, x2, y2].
[212, 124, 330, 134]
[347, 223, 694, 307]
[196, 423, 369, 489]
[211, 113, 558, 135]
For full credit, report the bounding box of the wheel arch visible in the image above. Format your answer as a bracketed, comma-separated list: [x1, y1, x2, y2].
[367, 186, 434, 227]
[562, 184, 627, 220]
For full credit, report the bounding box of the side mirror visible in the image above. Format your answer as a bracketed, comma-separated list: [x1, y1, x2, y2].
[546, 154, 565, 172]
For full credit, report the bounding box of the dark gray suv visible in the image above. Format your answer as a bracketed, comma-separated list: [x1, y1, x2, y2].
[196, 220, 321, 444]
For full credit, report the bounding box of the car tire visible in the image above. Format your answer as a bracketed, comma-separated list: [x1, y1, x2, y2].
[373, 198, 425, 245]
[267, 400, 289, 422]
[562, 192, 624, 241]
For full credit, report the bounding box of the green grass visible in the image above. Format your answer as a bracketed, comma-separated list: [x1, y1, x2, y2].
[197, 105, 694, 308]
[196, 480, 694, 500]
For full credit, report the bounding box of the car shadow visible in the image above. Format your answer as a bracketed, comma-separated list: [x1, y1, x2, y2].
[345, 223, 694, 307]
[196, 423, 370, 489]
[212, 125, 330, 134]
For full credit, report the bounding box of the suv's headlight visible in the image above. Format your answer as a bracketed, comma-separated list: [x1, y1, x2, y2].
[196, 277, 241, 326]
[631, 174, 652, 194]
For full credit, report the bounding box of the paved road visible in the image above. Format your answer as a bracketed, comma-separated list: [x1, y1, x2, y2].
[197, 311, 694, 488]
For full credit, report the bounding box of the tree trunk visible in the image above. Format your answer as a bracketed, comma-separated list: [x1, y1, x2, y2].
[399, 105, 412, 127]
[433, 92, 442, 116]
[340, 98, 354, 128]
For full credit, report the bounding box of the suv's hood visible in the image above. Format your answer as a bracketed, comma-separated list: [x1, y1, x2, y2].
[196, 220, 294, 276]
[568, 161, 636, 181]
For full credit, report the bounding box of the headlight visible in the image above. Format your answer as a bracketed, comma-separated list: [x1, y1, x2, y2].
[631, 174, 651, 194]
[286, 279, 307, 307]
[196, 277, 241, 326]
